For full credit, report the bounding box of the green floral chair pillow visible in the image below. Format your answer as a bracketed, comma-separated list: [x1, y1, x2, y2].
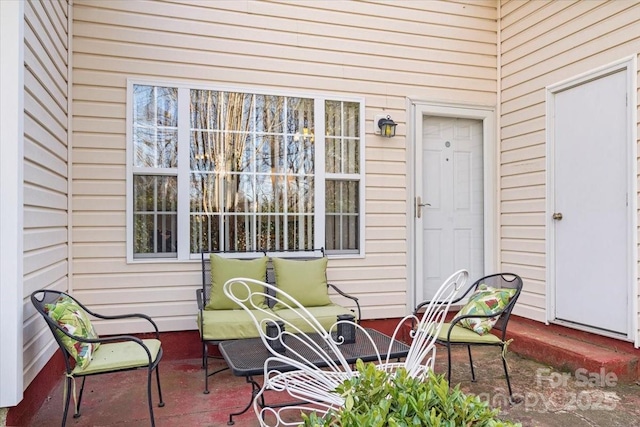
[45, 296, 100, 369]
[457, 285, 517, 335]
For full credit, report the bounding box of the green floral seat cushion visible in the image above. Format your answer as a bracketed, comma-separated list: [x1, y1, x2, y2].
[45, 296, 100, 369]
[457, 285, 517, 335]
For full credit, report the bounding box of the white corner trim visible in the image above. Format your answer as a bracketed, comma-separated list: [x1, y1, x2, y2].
[0, 0, 25, 407]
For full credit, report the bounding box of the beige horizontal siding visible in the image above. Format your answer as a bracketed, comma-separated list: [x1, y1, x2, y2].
[72, 196, 123, 211]
[74, 271, 200, 290]
[73, 148, 124, 165]
[501, 184, 545, 201]
[73, 227, 124, 243]
[23, 184, 67, 211]
[24, 262, 68, 295]
[499, 0, 640, 326]
[70, 0, 497, 331]
[24, 229, 68, 252]
[73, 211, 124, 227]
[71, 31, 497, 78]
[501, 238, 545, 254]
[71, 155, 121, 172]
[24, 161, 67, 195]
[24, 245, 68, 275]
[501, 199, 545, 213]
[72, 258, 200, 274]
[22, 0, 69, 389]
[73, 180, 124, 196]
[502, 2, 637, 78]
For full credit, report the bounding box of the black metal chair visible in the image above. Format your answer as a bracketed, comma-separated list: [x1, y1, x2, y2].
[30, 289, 165, 426]
[414, 273, 523, 402]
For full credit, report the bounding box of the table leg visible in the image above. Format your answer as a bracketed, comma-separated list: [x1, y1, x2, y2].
[228, 376, 262, 425]
[205, 365, 229, 394]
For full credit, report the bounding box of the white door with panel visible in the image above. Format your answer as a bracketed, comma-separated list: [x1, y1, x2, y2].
[417, 116, 484, 301]
[552, 68, 629, 335]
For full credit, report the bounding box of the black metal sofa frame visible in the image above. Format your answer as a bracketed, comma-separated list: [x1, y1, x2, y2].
[196, 248, 361, 394]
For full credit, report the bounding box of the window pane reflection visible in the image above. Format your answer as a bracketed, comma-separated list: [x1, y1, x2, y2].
[325, 180, 358, 251]
[133, 85, 178, 168]
[132, 85, 361, 256]
[190, 92, 317, 253]
[133, 175, 177, 257]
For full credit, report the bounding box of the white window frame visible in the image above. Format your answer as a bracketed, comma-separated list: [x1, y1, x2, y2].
[126, 79, 365, 262]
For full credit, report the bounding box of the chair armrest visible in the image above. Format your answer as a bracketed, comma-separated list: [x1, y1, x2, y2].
[442, 310, 510, 341]
[413, 299, 431, 315]
[450, 309, 507, 325]
[84, 310, 161, 339]
[196, 288, 205, 311]
[55, 327, 158, 365]
[328, 283, 361, 323]
[412, 299, 458, 320]
[196, 288, 206, 338]
[57, 296, 161, 339]
[414, 288, 473, 316]
[94, 334, 157, 364]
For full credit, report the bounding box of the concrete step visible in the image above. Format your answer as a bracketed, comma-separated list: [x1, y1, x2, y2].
[506, 316, 640, 383]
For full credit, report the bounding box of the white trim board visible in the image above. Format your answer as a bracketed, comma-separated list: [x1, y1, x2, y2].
[0, 0, 25, 407]
[406, 100, 497, 311]
[545, 56, 638, 347]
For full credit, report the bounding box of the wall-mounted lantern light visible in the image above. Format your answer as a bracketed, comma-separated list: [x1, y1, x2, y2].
[375, 114, 397, 138]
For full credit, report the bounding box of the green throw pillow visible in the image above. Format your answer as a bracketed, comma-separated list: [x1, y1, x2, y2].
[457, 285, 517, 335]
[206, 254, 269, 310]
[45, 296, 100, 369]
[273, 257, 331, 309]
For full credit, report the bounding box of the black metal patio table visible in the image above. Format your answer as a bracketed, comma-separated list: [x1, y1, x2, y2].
[218, 327, 410, 425]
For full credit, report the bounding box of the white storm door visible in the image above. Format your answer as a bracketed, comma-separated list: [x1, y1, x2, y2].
[418, 117, 484, 300]
[553, 69, 629, 335]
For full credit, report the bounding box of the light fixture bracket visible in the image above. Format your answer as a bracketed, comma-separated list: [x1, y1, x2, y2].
[375, 114, 397, 138]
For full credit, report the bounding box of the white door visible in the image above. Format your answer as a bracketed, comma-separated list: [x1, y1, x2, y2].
[552, 69, 629, 335]
[417, 117, 484, 301]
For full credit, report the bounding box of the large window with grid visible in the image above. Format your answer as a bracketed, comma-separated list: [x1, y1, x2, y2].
[127, 81, 364, 260]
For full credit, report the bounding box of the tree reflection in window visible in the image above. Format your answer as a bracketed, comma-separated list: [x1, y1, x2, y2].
[190, 91, 315, 253]
[325, 101, 360, 252]
[132, 85, 178, 259]
[131, 83, 361, 258]
[133, 175, 177, 256]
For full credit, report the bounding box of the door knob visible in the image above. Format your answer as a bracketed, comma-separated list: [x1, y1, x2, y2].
[416, 197, 431, 218]
[552, 212, 563, 220]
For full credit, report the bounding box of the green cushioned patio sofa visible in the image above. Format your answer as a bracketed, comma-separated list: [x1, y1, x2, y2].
[196, 248, 361, 394]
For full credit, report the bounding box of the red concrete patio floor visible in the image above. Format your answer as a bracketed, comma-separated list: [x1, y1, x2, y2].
[18, 316, 640, 427]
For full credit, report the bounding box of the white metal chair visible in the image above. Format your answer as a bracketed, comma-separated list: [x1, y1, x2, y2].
[375, 269, 469, 378]
[223, 269, 468, 426]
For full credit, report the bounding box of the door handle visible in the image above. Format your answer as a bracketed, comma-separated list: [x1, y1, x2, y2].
[416, 196, 431, 218]
[552, 212, 563, 220]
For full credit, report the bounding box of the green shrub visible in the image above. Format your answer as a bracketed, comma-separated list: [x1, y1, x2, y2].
[301, 359, 520, 427]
